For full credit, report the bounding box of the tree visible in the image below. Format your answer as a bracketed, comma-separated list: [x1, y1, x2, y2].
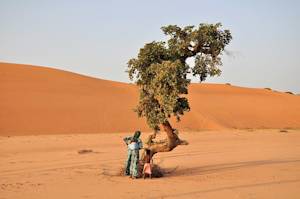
[127, 23, 232, 159]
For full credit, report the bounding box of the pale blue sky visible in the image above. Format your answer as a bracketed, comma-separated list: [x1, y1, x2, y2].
[1, 0, 299, 93]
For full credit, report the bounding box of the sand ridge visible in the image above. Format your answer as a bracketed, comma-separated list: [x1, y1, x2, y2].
[1, 62, 300, 135]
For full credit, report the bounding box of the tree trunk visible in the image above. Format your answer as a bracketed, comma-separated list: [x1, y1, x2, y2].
[142, 120, 184, 162]
[162, 120, 181, 150]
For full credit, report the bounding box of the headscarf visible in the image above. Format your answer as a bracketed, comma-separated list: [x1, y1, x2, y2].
[132, 130, 141, 142]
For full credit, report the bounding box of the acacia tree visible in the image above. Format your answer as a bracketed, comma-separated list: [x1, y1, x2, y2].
[127, 23, 232, 158]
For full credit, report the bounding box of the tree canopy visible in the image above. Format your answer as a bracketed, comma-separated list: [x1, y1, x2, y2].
[127, 23, 232, 130]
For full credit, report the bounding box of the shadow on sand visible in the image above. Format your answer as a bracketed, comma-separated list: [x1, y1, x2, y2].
[148, 159, 300, 198]
[167, 158, 300, 177]
[154, 179, 300, 198]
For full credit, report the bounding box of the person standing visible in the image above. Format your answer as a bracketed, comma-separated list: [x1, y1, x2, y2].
[143, 149, 153, 179]
[123, 130, 143, 178]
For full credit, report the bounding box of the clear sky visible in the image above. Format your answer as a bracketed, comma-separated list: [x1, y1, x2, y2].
[1, 0, 299, 93]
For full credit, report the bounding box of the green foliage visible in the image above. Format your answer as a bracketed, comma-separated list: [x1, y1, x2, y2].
[127, 23, 232, 130]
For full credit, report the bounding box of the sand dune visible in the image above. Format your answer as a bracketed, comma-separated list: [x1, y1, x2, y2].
[1, 62, 300, 135]
[1, 62, 300, 199]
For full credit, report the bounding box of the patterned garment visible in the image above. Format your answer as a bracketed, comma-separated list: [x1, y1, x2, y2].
[129, 149, 140, 177]
[123, 136, 143, 177]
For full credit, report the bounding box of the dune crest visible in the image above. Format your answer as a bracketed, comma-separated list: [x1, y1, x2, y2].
[1, 62, 300, 135]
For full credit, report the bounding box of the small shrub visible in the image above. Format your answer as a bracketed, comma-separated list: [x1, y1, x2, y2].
[285, 91, 294, 95]
[225, 83, 231, 86]
[78, 149, 93, 154]
[264, 88, 272, 91]
[279, 129, 288, 133]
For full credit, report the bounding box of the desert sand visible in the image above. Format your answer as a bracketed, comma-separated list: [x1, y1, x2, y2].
[1, 130, 300, 199]
[1, 62, 300, 198]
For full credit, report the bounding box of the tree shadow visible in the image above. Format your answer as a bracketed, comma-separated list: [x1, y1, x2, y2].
[166, 158, 300, 177]
[154, 179, 300, 198]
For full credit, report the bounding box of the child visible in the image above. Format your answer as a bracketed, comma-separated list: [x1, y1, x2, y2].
[143, 149, 152, 179]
